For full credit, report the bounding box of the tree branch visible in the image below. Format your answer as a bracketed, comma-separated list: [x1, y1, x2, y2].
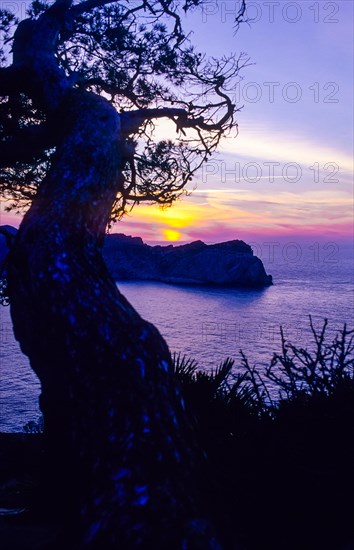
[120, 102, 236, 148]
[70, 0, 124, 17]
[37, 0, 74, 48]
[80, 77, 139, 105]
[13, 0, 73, 65]
[158, 0, 183, 42]
[234, 0, 247, 31]
[121, 107, 187, 135]
[11, 0, 75, 112]
[0, 124, 55, 168]
[69, 0, 184, 26]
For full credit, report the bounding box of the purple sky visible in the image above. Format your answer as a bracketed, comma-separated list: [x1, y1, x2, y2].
[1, 1, 353, 244]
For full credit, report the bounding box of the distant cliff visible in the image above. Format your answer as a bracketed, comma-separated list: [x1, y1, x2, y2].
[0, 225, 17, 265]
[0, 227, 272, 288]
[103, 234, 272, 288]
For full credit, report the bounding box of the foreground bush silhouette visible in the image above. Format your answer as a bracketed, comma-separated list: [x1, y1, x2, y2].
[173, 318, 354, 550]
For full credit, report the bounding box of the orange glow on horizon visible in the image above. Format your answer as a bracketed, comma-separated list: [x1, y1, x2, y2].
[1, 180, 353, 244]
[163, 229, 182, 241]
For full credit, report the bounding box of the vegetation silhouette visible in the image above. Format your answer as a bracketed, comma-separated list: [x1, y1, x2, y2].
[173, 318, 354, 549]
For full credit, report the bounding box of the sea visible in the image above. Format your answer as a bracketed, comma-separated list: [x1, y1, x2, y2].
[0, 239, 353, 432]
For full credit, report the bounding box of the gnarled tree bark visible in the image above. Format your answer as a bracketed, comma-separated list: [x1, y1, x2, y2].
[8, 87, 222, 550]
[5, 2, 223, 548]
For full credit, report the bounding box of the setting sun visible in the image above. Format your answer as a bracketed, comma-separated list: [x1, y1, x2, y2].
[163, 229, 182, 241]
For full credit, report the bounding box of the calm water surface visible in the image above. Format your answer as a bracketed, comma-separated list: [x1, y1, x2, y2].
[1, 240, 353, 431]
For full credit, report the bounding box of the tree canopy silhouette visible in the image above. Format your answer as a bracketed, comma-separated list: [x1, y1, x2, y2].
[0, 1, 247, 548]
[1, 0, 248, 219]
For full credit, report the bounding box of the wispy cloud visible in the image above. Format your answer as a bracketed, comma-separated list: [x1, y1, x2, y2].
[220, 126, 353, 175]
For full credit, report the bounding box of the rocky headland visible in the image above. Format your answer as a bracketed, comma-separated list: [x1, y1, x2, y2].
[103, 233, 272, 287]
[0, 227, 272, 288]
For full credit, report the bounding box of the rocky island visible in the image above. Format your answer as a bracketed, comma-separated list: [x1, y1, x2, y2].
[103, 233, 272, 288]
[0, 227, 272, 288]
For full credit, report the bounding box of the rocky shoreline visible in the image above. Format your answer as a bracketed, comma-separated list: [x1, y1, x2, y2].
[103, 234, 273, 288]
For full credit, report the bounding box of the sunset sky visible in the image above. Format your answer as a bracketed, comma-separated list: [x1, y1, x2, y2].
[1, 0, 353, 244]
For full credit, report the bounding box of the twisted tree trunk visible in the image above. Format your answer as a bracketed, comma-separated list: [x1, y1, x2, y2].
[7, 89, 221, 548]
[3, 3, 227, 545]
